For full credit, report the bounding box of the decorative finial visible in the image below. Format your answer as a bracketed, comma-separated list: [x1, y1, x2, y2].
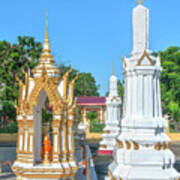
[45, 9, 48, 41]
[136, 0, 144, 5]
[43, 9, 50, 52]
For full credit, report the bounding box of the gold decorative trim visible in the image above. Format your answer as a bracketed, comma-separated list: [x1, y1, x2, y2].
[167, 142, 171, 149]
[133, 141, 139, 150]
[154, 142, 160, 150]
[100, 144, 107, 148]
[137, 50, 154, 66]
[103, 130, 110, 134]
[145, 144, 149, 148]
[125, 141, 131, 150]
[107, 170, 111, 177]
[117, 139, 123, 148]
[122, 56, 127, 67]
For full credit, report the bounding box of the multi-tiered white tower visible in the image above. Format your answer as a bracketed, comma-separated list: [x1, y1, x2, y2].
[106, 1, 179, 180]
[98, 70, 121, 155]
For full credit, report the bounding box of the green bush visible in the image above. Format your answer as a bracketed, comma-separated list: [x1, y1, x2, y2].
[0, 121, 17, 133]
[87, 111, 98, 123]
[90, 123, 105, 133]
[2, 100, 16, 121]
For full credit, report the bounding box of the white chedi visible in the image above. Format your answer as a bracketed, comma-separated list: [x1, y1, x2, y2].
[106, 3, 179, 180]
[98, 72, 121, 155]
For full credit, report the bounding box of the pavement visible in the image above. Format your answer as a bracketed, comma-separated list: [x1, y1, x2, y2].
[1, 142, 180, 180]
[0, 142, 98, 180]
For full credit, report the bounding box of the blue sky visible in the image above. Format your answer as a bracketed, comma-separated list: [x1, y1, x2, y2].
[0, 0, 180, 95]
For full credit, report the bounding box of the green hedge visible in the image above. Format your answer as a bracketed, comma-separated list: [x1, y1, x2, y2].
[90, 123, 105, 133]
[0, 121, 18, 133]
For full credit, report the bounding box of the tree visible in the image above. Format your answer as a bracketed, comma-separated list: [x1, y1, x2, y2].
[169, 101, 180, 131]
[117, 80, 124, 99]
[0, 36, 42, 130]
[74, 73, 99, 96]
[57, 65, 100, 97]
[0, 36, 42, 101]
[154, 47, 180, 130]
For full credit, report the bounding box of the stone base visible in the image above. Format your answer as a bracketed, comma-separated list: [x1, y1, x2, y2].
[98, 150, 113, 155]
[16, 177, 67, 180]
[106, 166, 180, 180]
[106, 161, 180, 180]
[12, 161, 77, 180]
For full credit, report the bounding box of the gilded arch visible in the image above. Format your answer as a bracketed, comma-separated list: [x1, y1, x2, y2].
[27, 73, 63, 115]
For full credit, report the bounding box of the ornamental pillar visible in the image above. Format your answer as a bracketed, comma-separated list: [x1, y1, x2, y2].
[67, 119, 74, 161]
[137, 73, 143, 117]
[67, 108, 75, 161]
[144, 74, 149, 117]
[102, 106, 105, 124]
[52, 118, 61, 163]
[61, 115, 68, 162]
[157, 72, 162, 118]
[153, 74, 158, 118]
[148, 74, 153, 117]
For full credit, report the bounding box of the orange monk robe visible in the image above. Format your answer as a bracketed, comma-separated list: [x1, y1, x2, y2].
[41, 134, 53, 161]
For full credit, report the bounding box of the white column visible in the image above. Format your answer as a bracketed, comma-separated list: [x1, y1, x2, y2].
[107, 105, 110, 124]
[138, 74, 143, 117]
[144, 75, 149, 117]
[156, 76, 160, 117]
[123, 76, 127, 117]
[132, 72, 137, 116]
[148, 74, 153, 117]
[111, 106, 113, 123]
[114, 105, 116, 122]
[153, 75, 158, 118]
[157, 73, 162, 118]
[24, 131, 28, 151]
[126, 73, 131, 117]
[129, 73, 133, 117]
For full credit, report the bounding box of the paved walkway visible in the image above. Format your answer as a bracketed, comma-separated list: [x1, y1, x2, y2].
[1, 142, 180, 180]
[0, 143, 98, 180]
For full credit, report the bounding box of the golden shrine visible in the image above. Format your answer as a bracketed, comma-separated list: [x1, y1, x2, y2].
[12, 11, 78, 180]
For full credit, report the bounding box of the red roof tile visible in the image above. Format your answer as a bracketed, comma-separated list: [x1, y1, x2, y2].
[76, 96, 106, 105]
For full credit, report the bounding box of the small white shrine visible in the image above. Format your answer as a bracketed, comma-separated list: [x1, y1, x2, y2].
[106, 1, 180, 180]
[12, 11, 78, 180]
[98, 69, 121, 155]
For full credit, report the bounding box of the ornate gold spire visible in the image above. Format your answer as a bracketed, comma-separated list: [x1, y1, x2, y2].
[43, 9, 50, 53]
[32, 10, 60, 76]
[39, 9, 54, 61]
[136, 0, 144, 5]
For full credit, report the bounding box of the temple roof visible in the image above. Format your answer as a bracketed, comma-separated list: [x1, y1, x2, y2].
[76, 96, 106, 105]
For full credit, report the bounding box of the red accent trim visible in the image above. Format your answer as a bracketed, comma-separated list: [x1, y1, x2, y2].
[76, 96, 106, 105]
[77, 103, 105, 106]
[98, 150, 113, 155]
